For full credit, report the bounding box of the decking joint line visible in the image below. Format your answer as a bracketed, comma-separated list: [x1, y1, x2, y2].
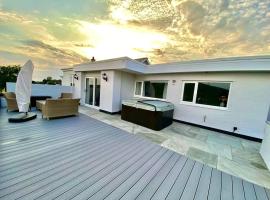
[220, 172, 223, 200]
[206, 168, 213, 200]
[241, 180, 247, 200]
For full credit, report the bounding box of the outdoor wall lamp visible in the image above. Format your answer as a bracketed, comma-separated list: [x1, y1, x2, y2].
[73, 74, 79, 80]
[102, 73, 108, 82]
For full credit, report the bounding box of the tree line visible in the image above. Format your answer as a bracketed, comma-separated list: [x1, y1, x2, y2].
[0, 65, 61, 92]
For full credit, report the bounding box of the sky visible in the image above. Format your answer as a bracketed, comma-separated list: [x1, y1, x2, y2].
[0, 0, 270, 80]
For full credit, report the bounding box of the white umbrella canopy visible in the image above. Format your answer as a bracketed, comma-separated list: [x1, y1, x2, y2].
[15, 60, 34, 113]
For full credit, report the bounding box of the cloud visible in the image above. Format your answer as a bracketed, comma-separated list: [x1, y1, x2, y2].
[73, 43, 94, 48]
[0, 0, 270, 73]
[107, 0, 270, 62]
[0, 10, 91, 70]
[20, 40, 90, 66]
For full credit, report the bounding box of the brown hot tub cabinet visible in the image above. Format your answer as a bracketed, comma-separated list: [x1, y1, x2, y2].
[121, 99, 174, 131]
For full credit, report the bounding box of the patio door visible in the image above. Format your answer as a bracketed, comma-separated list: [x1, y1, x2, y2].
[85, 77, 100, 108]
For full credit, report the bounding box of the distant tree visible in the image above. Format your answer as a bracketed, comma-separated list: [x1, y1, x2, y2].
[40, 76, 61, 85]
[0, 65, 20, 92]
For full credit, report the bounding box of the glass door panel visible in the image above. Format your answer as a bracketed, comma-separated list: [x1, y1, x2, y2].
[85, 77, 100, 108]
[85, 78, 94, 106]
[94, 78, 100, 107]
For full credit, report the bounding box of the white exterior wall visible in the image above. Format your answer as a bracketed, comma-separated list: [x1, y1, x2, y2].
[6, 82, 73, 99]
[135, 72, 270, 139]
[120, 72, 136, 102]
[62, 70, 74, 86]
[65, 64, 270, 139]
[261, 122, 270, 169]
[93, 71, 135, 113]
[100, 70, 121, 112]
[73, 72, 82, 102]
[72, 70, 135, 113]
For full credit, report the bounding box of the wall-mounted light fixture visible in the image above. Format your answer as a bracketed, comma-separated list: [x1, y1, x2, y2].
[102, 73, 108, 82]
[73, 74, 79, 80]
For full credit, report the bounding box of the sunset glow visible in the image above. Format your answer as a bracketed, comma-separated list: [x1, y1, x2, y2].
[76, 21, 169, 59]
[0, 0, 269, 80]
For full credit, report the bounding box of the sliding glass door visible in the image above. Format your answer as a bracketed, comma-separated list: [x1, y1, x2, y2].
[85, 77, 100, 108]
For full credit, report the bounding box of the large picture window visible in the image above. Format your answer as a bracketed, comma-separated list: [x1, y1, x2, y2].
[134, 80, 168, 99]
[181, 81, 231, 109]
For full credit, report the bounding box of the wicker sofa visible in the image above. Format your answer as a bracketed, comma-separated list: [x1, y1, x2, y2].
[3, 92, 18, 112]
[38, 98, 80, 120]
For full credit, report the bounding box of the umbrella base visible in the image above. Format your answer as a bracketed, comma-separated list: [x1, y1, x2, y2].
[8, 112, 37, 123]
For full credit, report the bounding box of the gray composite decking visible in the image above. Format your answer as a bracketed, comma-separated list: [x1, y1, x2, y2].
[0, 109, 269, 200]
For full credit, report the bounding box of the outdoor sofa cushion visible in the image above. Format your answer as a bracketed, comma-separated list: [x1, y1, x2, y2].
[41, 98, 80, 119]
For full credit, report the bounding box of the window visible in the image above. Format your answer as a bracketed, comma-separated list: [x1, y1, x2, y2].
[181, 81, 231, 108]
[143, 81, 168, 99]
[182, 83, 195, 102]
[134, 80, 168, 99]
[134, 82, 142, 96]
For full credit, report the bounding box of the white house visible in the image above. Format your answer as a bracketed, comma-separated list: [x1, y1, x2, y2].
[62, 56, 270, 141]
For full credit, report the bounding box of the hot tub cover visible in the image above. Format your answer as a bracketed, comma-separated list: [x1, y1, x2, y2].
[122, 99, 174, 112]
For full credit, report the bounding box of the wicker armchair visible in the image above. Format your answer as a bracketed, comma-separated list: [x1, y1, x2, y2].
[41, 98, 80, 120]
[3, 92, 18, 112]
[59, 92, 73, 99]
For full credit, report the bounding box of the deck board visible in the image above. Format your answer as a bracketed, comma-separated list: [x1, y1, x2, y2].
[150, 156, 187, 200]
[266, 188, 270, 199]
[134, 153, 179, 200]
[180, 161, 204, 200]
[232, 176, 245, 200]
[165, 159, 195, 200]
[254, 185, 269, 200]
[0, 109, 268, 200]
[243, 181, 257, 200]
[193, 165, 212, 200]
[208, 169, 222, 200]
[221, 172, 233, 200]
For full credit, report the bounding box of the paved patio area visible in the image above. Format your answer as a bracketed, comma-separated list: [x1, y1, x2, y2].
[0, 109, 269, 200]
[79, 106, 270, 189]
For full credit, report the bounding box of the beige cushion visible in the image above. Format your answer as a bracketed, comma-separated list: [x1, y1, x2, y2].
[42, 98, 80, 119]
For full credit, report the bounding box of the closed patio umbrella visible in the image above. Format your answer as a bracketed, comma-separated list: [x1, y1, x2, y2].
[8, 60, 37, 122]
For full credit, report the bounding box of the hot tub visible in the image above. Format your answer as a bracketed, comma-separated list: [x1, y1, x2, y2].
[121, 99, 174, 131]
